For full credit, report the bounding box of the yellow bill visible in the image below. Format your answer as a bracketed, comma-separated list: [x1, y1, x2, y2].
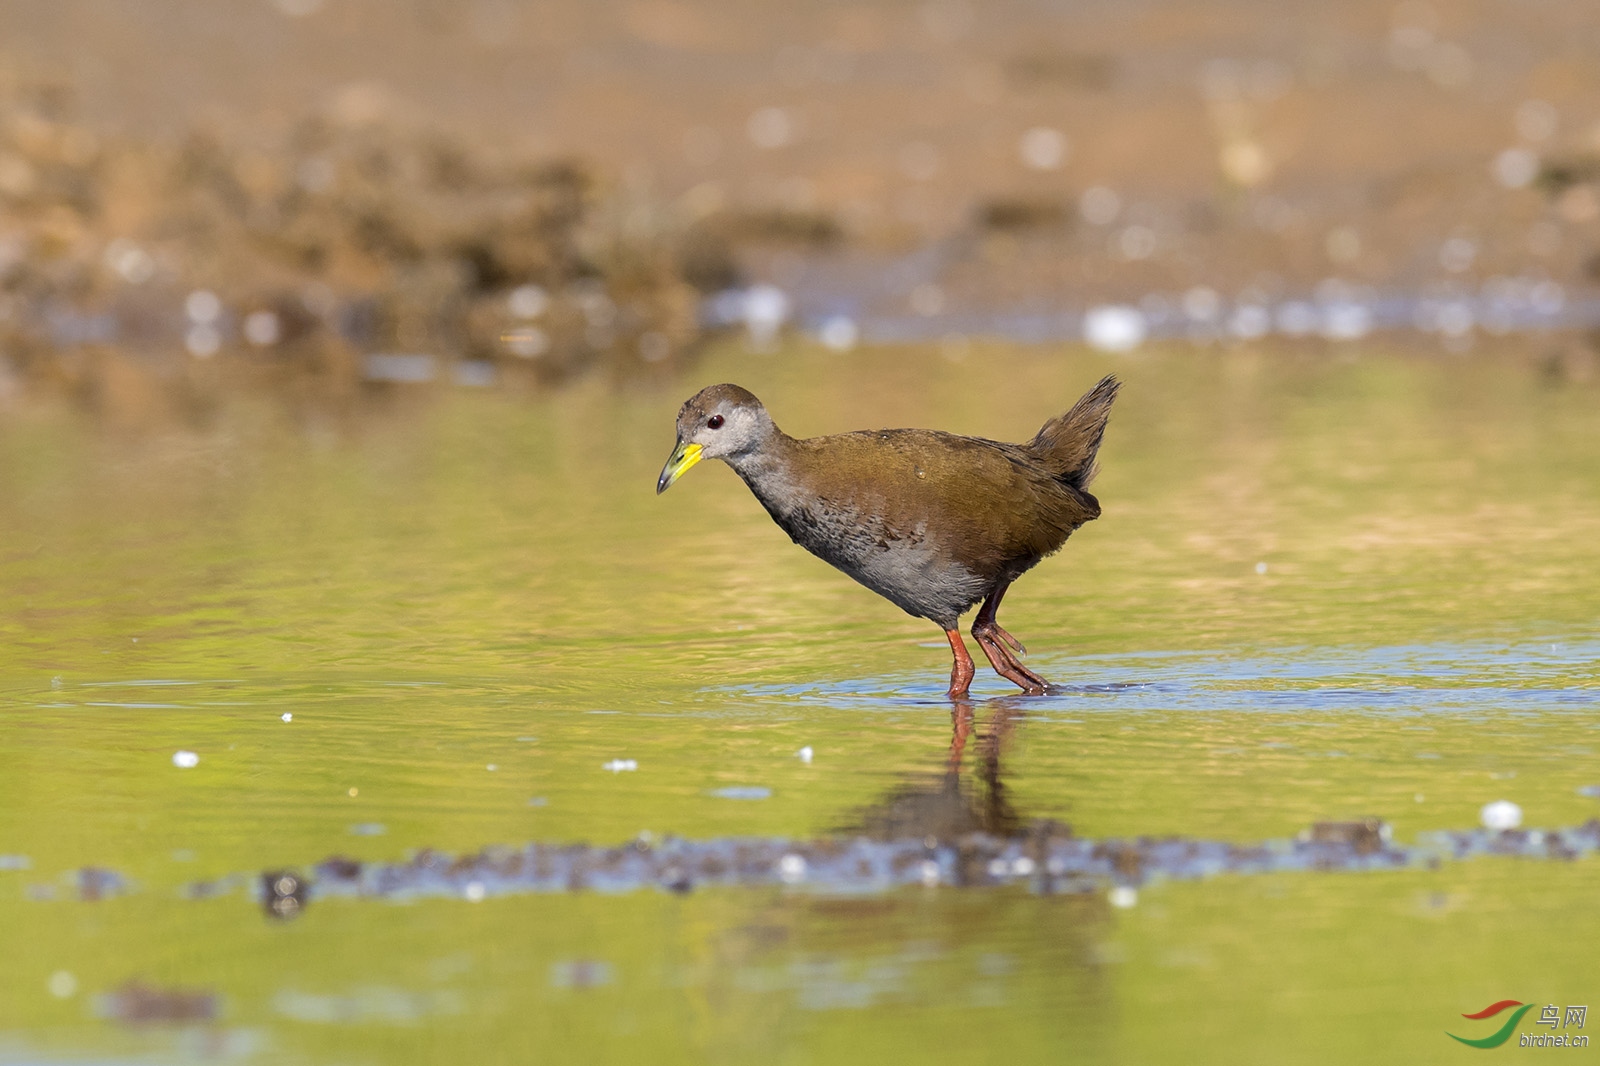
[655, 440, 704, 494]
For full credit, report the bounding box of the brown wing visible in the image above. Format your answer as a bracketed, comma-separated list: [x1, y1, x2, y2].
[794, 429, 1097, 580]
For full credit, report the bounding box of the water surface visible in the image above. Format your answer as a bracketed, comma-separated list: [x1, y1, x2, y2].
[1, 341, 1597, 1063]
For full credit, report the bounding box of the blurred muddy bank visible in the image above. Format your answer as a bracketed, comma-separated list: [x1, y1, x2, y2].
[0, 81, 733, 427]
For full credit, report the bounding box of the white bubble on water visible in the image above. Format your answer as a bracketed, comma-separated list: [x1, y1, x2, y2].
[778, 853, 807, 883]
[1109, 885, 1138, 908]
[1480, 799, 1522, 830]
[1083, 305, 1147, 353]
[741, 284, 790, 349]
[797, 745, 814, 763]
[281, 712, 292, 723]
[1229, 304, 1271, 340]
[48, 971, 77, 998]
[602, 759, 638, 773]
[818, 316, 858, 352]
[172, 750, 199, 768]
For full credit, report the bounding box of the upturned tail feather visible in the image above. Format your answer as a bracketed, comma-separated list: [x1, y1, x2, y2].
[1027, 374, 1120, 490]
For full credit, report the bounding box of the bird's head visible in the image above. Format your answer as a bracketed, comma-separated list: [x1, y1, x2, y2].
[656, 383, 775, 493]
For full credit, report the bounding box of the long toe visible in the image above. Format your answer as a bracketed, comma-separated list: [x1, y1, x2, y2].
[992, 624, 1027, 656]
[973, 629, 1047, 694]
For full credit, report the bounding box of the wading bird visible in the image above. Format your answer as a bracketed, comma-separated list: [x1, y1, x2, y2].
[657, 376, 1119, 697]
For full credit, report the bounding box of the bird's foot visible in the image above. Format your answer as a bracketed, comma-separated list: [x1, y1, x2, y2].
[971, 624, 1048, 694]
[991, 624, 1026, 656]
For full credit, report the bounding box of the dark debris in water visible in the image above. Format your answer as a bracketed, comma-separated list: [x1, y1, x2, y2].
[95, 980, 219, 1025]
[77, 866, 129, 901]
[205, 819, 1600, 910]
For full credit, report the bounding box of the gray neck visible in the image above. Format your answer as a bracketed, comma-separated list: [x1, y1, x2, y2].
[724, 433, 802, 515]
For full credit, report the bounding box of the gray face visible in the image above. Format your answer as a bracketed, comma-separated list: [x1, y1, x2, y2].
[674, 384, 773, 460]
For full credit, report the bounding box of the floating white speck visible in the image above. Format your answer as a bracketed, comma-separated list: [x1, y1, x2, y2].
[741, 284, 790, 349]
[507, 284, 549, 319]
[281, 712, 292, 723]
[1019, 126, 1068, 171]
[797, 745, 814, 764]
[1493, 147, 1539, 189]
[185, 289, 222, 324]
[1012, 856, 1036, 876]
[1229, 304, 1271, 340]
[711, 786, 771, 800]
[1255, 561, 1268, 575]
[1109, 885, 1138, 908]
[603, 759, 638, 773]
[920, 860, 941, 887]
[48, 971, 77, 998]
[1319, 301, 1372, 341]
[818, 316, 858, 352]
[778, 853, 807, 883]
[104, 240, 154, 284]
[1083, 305, 1147, 353]
[1481, 799, 1521, 830]
[172, 750, 199, 768]
[464, 881, 486, 902]
[243, 310, 281, 347]
[1182, 286, 1221, 321]
[486, 764, 498, 772]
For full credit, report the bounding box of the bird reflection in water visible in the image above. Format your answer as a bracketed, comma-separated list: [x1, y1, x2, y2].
[843, 699, 1036, 844]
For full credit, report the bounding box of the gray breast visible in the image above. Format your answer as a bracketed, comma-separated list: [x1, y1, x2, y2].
[761, 495, 988, 629]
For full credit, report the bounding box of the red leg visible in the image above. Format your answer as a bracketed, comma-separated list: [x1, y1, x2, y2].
[976, 581, 1026, 654]
[971, 581, 1049, 694]
[947, 701, 973, 772]
[945, 628, 975, 699]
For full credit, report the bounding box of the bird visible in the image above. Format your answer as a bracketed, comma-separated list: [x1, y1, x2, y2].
[656, 375, 1120, 698]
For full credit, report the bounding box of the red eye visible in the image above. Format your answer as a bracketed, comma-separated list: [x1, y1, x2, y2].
[707, 414, 725, 429]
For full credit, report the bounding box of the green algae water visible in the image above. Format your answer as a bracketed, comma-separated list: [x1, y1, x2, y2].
[1, 341, 1597, 1064]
